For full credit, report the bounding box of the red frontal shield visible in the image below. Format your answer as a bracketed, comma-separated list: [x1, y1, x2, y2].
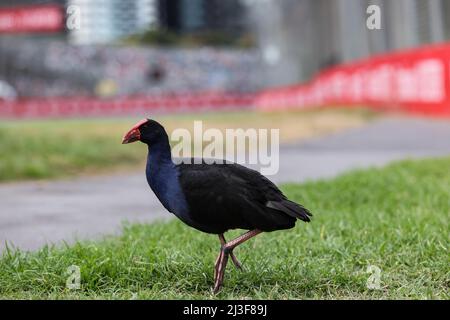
[122, 118, 149, 144]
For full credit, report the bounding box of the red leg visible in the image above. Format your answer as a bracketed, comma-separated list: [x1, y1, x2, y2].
[213, 230, 262, 294]
[219, 234, 243, 270]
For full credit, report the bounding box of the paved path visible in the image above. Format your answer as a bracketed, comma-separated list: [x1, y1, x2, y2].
[1, 117, 449, 251]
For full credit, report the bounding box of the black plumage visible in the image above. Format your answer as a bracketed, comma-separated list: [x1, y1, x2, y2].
[177, 160, 311, 234]
[122, 119, 312, 293]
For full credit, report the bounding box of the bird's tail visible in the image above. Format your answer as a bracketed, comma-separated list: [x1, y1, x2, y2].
[267, 199, 313, 222]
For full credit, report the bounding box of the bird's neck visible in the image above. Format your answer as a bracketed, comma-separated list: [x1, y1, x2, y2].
[146, 139, 175, 189]
[147, 139, 173, 167]
[145, 140, 186, 215]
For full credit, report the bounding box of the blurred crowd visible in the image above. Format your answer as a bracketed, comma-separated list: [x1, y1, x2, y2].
[0, 38, 261, 99]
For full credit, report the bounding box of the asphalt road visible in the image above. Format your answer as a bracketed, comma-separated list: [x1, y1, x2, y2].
[1, 117, 449, 251]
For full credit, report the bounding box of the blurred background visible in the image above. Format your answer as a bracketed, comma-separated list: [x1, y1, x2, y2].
[2, 0, 450, 99]
[1, 0, 450, 251]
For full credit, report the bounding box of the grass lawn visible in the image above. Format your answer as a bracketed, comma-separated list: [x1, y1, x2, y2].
[0, 108, 374, 182]
[0, 157, 448, 299]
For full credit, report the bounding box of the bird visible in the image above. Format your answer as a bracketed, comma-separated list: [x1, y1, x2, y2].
[122, 118, 312, 293]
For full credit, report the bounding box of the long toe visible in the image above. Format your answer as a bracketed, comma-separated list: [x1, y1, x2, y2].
[230, 252, 243, 271]
[213, 250, 229, 294]
[213, 279, 221, 294]
[213, 266, 223, 294]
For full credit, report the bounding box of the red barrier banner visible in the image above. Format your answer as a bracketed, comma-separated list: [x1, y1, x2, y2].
[0, 5, 63, 33]
[0, 93, 255, 119]
[256, 43, 450, 117]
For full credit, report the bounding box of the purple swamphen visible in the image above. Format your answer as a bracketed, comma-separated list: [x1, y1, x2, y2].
[122, 119, 312, 293]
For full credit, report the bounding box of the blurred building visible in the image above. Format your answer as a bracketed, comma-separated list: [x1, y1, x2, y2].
[0, 0, 247, 43]
[3, 0, 450, 95]
[67, 0, 159, 44]
[249, 0, 450, 86]
[158, 0, 247, 34]
[0, 0, 258, 99]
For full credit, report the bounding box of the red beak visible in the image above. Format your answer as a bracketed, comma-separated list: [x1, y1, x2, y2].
[122, 128, 140, 144]
[122, 118, 148, 144]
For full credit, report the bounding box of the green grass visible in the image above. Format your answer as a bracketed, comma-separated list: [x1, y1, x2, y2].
[0, 118, 146, 181]
[1, 157, 448, 299]
[0, 108, 374, 182]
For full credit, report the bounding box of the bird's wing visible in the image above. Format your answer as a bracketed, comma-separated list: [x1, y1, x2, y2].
[178, 161, 277, 204]
[176, 161, 311, 232]
[225, 162, 312, 222]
